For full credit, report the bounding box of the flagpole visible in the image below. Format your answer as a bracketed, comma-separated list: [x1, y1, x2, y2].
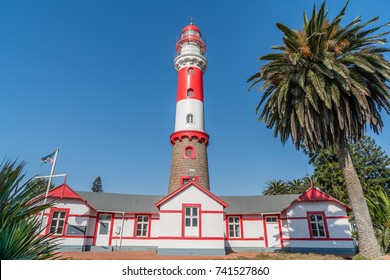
[40, 148, 59, 231]
[43, 148, 59, 205]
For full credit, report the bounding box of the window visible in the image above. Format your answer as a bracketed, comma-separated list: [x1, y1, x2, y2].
[181, 30, 200, 38]
[180, 176, 198, 186]
[136, 216, 149, 237]
[49, 211, 66, 234]
[98, 214, 111, 234]
[187, 88, 194, 97]
[309, 214, 326, 238]
[228, 217, 241, 238]
[266, 217, 277, 223]
[185, 147, 193, 157]
[183, 146, 195, 159]
[188, 68, 194, 75]
[186, 114, 194, 124]
[66, 225, 87, 236]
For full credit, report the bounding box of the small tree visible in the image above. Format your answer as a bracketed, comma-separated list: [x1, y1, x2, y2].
[91, 176, 103, 192]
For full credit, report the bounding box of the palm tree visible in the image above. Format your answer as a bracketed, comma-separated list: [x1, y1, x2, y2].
[0, 160, 59, 259]
[248, 1, 390, 259]
[263, 179, 290, 195]
[287, 178, 308, 194]
[366, 187, 390, 254]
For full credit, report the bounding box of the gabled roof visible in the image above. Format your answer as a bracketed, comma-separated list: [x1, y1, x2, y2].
[220, 194, 299, 214]
[281, 187, 352, 212]
[48, 184, 96, 210]
[29, 184, 96, 210]
[76, 191, 164, 213]
[155, 181, 228, 209]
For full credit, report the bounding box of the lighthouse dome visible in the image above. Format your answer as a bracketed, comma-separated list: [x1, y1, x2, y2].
[181, 23, 202, 36]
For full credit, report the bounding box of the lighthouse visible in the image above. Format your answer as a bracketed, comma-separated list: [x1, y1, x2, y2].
[168, 22, 210, 194]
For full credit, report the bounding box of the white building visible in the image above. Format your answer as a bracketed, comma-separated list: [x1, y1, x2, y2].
[38, 23, 356, 256]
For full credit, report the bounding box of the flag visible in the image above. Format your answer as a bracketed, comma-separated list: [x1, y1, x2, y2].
[41, 151, 55, 164]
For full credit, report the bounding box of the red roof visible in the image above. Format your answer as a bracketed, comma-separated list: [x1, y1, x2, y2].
[281, 187, 352, 212]
[30, 184, 96, 210]
[181, 23, 201, 35]
[155, 180, 228, 209]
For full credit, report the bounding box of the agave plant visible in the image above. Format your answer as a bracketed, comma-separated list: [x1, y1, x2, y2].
[248, 1, 390, 258]
[0, 160, 59, 259]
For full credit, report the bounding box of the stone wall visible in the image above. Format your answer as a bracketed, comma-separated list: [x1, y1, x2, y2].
[168, 138, 209, 194]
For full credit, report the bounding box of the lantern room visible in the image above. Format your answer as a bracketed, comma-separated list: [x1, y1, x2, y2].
[176, 23, 206, 56]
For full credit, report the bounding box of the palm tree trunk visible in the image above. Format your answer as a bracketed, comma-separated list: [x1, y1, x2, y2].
[336, 138, 382, 259]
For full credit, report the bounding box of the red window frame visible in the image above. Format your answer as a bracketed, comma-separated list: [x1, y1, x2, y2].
[180, 176, 199, 186]
[183, 145, 196, 159]
[133, 214, 151, 238]
[46, 208, 70, 236]
[306, 211, 329, 239]
[226, 215, 243, 239]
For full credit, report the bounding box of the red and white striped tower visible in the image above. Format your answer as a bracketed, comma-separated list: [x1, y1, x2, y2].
[168, 22, 210, 194]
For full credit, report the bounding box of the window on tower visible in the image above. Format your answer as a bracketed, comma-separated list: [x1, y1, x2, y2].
[187, 88, 194, 97]
[188, 68, 194, 75]
[184, 146, 195, 158]
[186, 114, 194, 124]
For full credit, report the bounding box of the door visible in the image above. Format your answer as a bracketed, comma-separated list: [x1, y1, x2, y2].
[184, 207, 199, 237]
[265, 216, 281, 248]
[95, 213, 112, 246]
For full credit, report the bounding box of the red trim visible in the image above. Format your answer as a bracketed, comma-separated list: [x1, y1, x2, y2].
[280, 217, 307, 220]
[155, 180, 228, 209]
[281, 215, 349, 220]
[93, 214, 99, 245]
[159, 236, 223, 240]
[181, 204, 201, 238]
[112, 237, 159, 240]
[306, 211, 330, 239]
[68, 214, 96, 218]
[179, 176, 199, 186]
[281, 187, 352, 213]
[45, 208, 70, 236]
[225, 238, 264, 241]
[202, 210, 224, 214]
[159, 210, 182, 214]
[241, 217, 262, 221]
[108, 213, 114, 246]
[263, 218, 268, 248]
[183, 145, 196, 159]
[277, 215, 284, 248]
[327, 216, 349, 219]
[170, 130, 210, 146]
[282, 238, 354, 241]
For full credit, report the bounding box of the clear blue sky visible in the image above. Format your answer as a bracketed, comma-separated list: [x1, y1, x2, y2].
[1, 0, 389, 196]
